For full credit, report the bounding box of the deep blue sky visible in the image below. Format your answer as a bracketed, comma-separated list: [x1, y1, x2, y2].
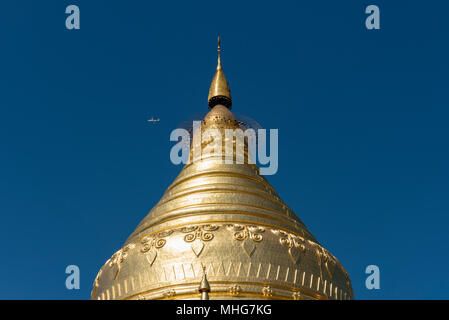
[1, 0, 448, 299]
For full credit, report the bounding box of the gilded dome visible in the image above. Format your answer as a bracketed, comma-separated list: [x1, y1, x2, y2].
[91, 39, 353, 301]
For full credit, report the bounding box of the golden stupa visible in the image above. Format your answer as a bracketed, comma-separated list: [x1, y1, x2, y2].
[91, 38, 353, 300]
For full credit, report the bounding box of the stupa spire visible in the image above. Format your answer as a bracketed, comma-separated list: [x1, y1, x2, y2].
[217, 36, 222, 68]
[208, 36, 232, 109]
[198, 266, 211, 300]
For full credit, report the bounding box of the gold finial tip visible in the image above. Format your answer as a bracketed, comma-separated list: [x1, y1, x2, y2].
[217, 36, 222, 69]
[208, 36, 232, 109]
[199, 269, 211, 293]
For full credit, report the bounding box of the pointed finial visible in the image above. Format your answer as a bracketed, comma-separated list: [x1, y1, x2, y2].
[208, 36, 232, 109]
[198, 266, 211, 300]
[217, 36, 222, 68]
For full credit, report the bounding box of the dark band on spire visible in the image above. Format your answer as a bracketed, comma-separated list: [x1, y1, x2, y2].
[208, 95, 232, 109]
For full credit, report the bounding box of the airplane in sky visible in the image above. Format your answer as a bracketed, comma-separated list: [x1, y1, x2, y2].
[147, 117, 160, 123]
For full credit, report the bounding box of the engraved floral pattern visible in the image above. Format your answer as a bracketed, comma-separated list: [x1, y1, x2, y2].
[315, 246, 337, 279]
[228, 285, 242, 295]
[178, 224, 219, 242]
[272, 230, 306, 250]
[163, 290, 176, 298]
[140, 230, 173, 253]
[177, 224, 219, 257]
[271, 229, 306, 264]
[108, 243, 136, 280]
[262, 286, 273, 297]
[227, 224, 265, 257]
[140, 230, 173, 266]
[226, 224, 264, 242]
